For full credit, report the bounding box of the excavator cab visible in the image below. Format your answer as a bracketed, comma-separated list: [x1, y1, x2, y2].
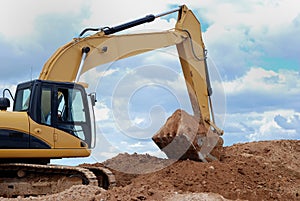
[13, 80, 95, 148]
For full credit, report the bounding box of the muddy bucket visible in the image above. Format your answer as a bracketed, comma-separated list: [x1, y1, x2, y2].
[152, 110, 223, 162]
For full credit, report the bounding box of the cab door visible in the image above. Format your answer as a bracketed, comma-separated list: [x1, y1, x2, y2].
[29, 86, 55, 148]
[52, 86, 91, 148]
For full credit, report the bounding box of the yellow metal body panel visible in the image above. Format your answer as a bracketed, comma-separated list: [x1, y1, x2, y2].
[39, 31, 188, 82]
[0, 111, 90, 159]
[53, 128, 85, 149]
[28, 116, 55, 148]
[176, 5, 210, 127]
[28, 117, 85, 149]
[0, 149, 90, 159]
[0, 111, 29, 133]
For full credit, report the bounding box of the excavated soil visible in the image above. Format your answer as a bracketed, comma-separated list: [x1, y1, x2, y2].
[0, 140, 299, 201]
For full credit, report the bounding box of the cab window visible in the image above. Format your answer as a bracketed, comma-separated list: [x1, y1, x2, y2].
[56, 88, 87, 141]
[40, 88, 52, 125]
[14, 88, 31, 111]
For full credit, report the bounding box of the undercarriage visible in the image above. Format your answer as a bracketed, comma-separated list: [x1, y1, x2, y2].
[0, 163, 115, 198]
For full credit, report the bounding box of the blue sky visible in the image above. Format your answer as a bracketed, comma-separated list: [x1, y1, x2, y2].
[0, 0, 299, 165]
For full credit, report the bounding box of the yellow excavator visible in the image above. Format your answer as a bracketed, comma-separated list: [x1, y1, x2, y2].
[0, 5, 223, 197]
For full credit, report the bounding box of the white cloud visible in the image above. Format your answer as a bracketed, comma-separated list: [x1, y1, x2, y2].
[202, 0, 300, 77]
[223, 109, 300, 145]
[218, 66, 300, 144]
[274, 114, 300, 133]
[223, 67, 283, 94]
[202, 0, 299, 28]
[93, 150, 119, 162]
[0, 0, 87, 39]
[107, 63, 194, 139]
[80, 67, 118, 93]
[94, 102, 110, 121]
[129, 142, 144, 148]
[247, 110, 299, 141]
[116, 140, 161, 155]
[81, 0, 175, 28]
[2, 0, 299, 81]
[0, 84, 16, 93]
[132, 117, 145, 126]
[216, 67, 300, 113]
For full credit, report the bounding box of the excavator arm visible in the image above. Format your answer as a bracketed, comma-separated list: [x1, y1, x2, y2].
[40, 31, 188, 81]
[40, 5, 215, 128]
[40, 5, 223, 161]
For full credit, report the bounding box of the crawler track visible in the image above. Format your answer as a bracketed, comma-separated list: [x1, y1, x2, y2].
[0, 163, 116, 198]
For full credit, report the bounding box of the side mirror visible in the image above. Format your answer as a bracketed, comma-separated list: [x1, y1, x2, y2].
[89, 93, 97, 107]
[1, 88, 14, 111]
[0, 97, 10, 111]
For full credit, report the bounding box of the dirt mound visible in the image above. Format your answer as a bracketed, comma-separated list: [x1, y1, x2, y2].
[1, 140, 299, 201]
[83, 153, 175, 187]
[95, 140, 300, 201]
[103, 152, 175, 174]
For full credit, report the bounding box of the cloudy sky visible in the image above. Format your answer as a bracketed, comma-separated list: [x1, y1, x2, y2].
[0, 0, 299, 165]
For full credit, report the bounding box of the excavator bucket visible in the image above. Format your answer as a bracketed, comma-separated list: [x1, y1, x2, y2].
[152, 110, 223, 162]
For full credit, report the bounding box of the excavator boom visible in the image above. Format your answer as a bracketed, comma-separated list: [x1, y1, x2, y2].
[39, 5, 214, 128]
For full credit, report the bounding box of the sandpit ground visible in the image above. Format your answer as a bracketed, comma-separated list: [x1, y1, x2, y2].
[0, 140, 299, 201]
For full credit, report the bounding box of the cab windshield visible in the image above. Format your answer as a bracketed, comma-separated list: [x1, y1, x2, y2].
[14, 87, 31, 112]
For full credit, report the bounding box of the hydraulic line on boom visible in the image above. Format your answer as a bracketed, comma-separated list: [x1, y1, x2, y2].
[79, 7, 181, 37]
